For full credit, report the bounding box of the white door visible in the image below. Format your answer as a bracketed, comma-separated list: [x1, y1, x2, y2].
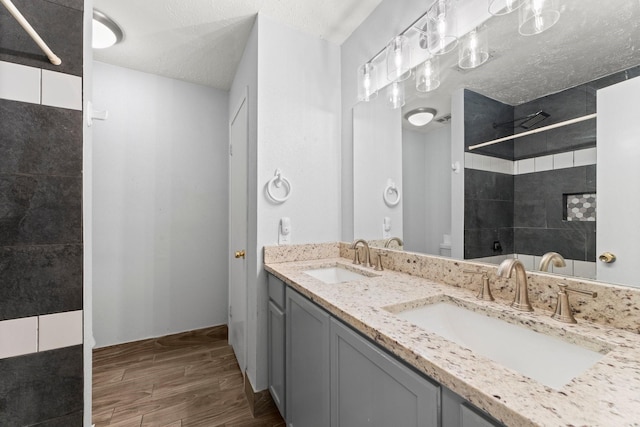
[596, 76, 640, 288]
[229, 94, 248, 370]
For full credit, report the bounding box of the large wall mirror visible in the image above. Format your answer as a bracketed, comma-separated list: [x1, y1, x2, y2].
[352, 0, 640, 288]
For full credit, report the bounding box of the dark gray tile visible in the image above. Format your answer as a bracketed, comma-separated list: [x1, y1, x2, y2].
[0, 244, 82, 320]
[464, 90, 515, 160]
[0, 175, 82, 245]
[514, 228, 587, 260]
[464, 227, 514, 259]
[44, 0, 83, 11]
[0, 100, 82, 176]
[514, 199, 546, 228]
[0, 346, 83, 426]
[0, 0, 83, 76]
[465, 169, 513, 201]
[30, 411, 83, 427]
[465, 199, 513, 229]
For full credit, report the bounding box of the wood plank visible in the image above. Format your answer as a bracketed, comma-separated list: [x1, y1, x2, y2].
[92, 326, 283, 426]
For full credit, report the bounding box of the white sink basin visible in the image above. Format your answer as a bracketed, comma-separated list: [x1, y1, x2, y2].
[304, 266, 370, 284]
[393, 302, 607, 389]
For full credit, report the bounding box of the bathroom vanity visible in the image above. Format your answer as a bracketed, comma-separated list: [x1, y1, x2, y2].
[264, 242, 640, 426]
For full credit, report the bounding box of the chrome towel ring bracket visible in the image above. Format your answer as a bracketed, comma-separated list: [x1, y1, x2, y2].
[266, 169, 292, 204]
[383, 179, 401, 207]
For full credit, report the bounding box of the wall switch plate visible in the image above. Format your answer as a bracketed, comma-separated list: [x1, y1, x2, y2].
[279, 217, 291, 245]
[382, 216, 391, 239]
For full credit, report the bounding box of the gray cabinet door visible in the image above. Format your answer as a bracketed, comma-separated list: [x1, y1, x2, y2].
[285, 288, 331, 427]
[442, 387, 503, 427]
[268, 300, 286, 418]
[330, 319, 440, 427]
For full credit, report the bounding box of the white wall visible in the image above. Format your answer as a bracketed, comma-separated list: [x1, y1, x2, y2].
[353, 96, 403, 240]
[92, 62, 230, 347]
[236, 14, 342, 393]
[403, 125, 452, 255]
[341, 0, 427, 242]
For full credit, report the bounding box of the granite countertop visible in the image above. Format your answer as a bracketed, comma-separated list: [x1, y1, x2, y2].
[264, 255, 640, 427]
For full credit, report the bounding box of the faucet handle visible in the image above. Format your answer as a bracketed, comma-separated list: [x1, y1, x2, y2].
[372, 251, 388, 271]
[463, 270, 495, 301]
[551, 284, 597, 324]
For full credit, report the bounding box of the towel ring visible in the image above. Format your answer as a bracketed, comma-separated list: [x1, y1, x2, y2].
[383, 179, 401, 207]
[267, 169, 292, 203]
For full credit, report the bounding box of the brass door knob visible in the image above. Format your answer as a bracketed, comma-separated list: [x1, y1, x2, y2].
[598, 252, 616, 263]
[234, 250, 246, 259]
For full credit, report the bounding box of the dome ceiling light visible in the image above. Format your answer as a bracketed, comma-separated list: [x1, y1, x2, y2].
[93, 10, 124, 49]
[405, 108, 437, 126]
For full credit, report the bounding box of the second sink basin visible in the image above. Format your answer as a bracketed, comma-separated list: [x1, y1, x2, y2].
[304, 265, 372, 284]
[391, 300, 608, 390]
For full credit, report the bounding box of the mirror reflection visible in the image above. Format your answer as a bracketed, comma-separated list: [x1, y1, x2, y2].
[353, 0, 640, 288]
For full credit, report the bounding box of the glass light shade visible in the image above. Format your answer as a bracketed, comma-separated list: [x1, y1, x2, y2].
[426, 0, 458, 55]
[458, 26, 489, 69]
[405, 108, 437, 126]
[416, 56, 440, 93]
[488, 0, 526, 16]
[357, 63, 378, 102]
[387, 80, 405, 110]
[386, 35, 412, 81]
[518, 0, 560, 36]
[93, 10, 124, 49]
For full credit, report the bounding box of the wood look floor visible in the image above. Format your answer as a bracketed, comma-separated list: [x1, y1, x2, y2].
[92, 326, 285, 427]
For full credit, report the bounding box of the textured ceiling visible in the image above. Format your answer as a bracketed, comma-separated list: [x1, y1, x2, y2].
[93, 0, 382, 90]
[401, 0, 640, 131]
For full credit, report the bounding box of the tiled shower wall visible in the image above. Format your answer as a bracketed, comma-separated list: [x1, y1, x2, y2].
[463, 66, 640, 262]
[0, 0, 84, 425]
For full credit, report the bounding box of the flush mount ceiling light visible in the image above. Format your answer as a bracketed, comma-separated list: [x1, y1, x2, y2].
[405, 108, 437, 126]
[93, 10, 123, 49]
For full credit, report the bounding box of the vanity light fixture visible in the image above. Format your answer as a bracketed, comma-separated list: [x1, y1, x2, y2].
[518, 0, 560, 36]
[458, 26, 489, 69]
[416, 55, 440, 92]
[426, 0, 458, 55]
[93, 10, 124, 49]
[357, 62, 378, 102]
[387, 80, 405, 110]
[405, 108, 437, 126]
[386, 35, 412, 81]
[488, 0, 526, 16]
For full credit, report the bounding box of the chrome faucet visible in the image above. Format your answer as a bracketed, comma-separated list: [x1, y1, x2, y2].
[384, 237, 404, 248]
[497, 259, 533, 312]
[539, 252, 566, 272]
[350, 239, 371, 267]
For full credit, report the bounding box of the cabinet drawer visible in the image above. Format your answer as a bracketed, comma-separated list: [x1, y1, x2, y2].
[268, 274, 286, 309]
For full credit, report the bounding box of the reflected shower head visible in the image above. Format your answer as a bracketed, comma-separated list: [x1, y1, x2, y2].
[519, 110, 550, 129]
[493, 110, 550, 129]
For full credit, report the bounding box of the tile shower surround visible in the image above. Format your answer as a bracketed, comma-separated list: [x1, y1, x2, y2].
[0, 0, 84, 425]
[462, 70, 610, 261]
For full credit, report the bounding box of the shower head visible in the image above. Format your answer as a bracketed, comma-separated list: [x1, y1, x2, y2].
[493, 110, 550, 130]
[518, 110, 550, 129]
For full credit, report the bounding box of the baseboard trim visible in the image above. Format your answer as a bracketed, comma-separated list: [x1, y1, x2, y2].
[243, 374, 277, 417]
